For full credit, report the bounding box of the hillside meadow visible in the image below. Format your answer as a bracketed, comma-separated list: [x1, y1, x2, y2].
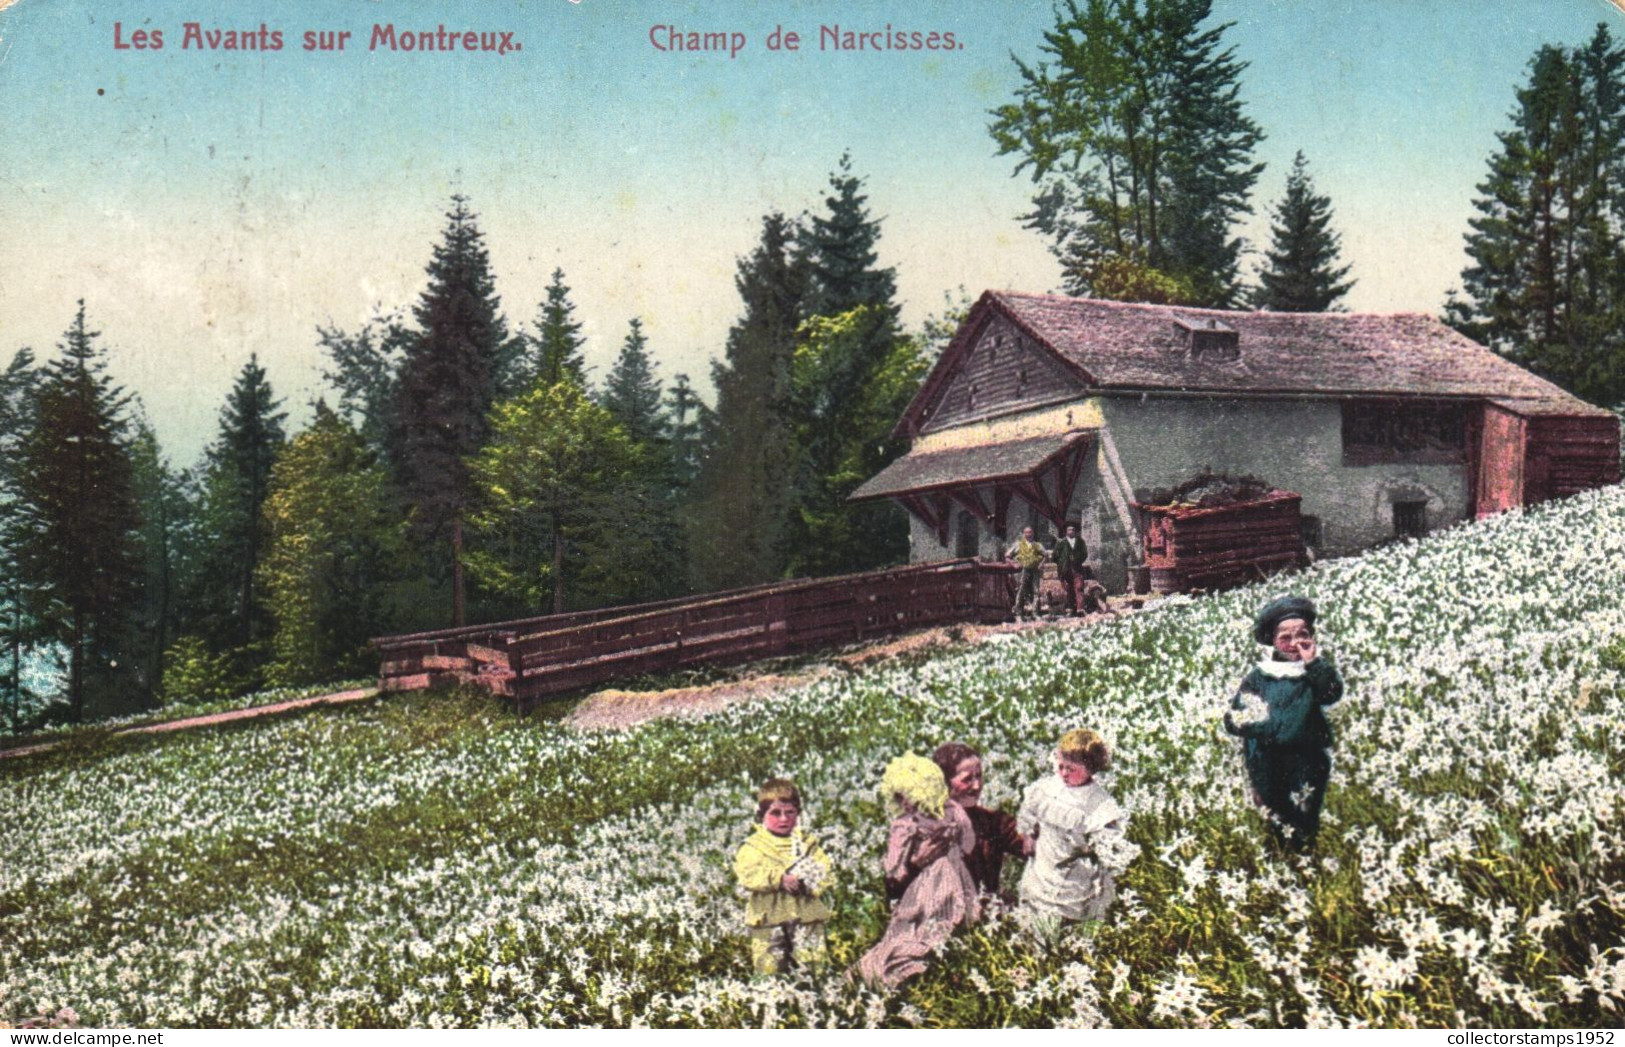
[3, 486, 1623, 1028]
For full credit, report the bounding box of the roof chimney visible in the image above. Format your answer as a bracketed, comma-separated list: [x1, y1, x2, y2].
[1173, 316, 1240, 362]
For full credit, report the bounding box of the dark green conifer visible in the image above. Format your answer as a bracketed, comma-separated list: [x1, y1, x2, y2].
[663, 373, 713, 497]
[529, 268, 588, 389]
[391, 195, 509, 627]
[797, 151, 900, 321]
[689, 213, 805, 591]
[600, 318, 665, 445]
[1254, 152, 1355, 312]
[0, 348, 41, 729]
[13, 304, 143, 720]
[785, 157, 917, 577]
[195, 354, 286, 654]
[1447, 25, 1625, 407]
[129, 413, 192, 699]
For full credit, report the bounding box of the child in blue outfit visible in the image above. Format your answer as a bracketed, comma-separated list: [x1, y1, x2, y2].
[1224, 595, 1345, 853]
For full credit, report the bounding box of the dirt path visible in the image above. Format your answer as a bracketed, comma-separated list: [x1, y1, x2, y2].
[566, 604, 1139, 732]
[0, 688, 377, 761]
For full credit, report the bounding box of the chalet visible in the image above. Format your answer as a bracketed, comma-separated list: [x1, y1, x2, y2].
[851, 291, 1621, 592]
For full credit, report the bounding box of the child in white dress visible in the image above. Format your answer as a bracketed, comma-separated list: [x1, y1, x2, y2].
[1018, 729, 1137, 928]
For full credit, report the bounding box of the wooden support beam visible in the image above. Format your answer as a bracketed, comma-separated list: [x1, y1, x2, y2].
[895, 492, 952, 547]
[999, 434, 1097, 536]
[1055, 437, 1091, 523]
[948, 486, 995, 526]
[993, 487, 1012, 539]
[1007, 476, 1061, 532]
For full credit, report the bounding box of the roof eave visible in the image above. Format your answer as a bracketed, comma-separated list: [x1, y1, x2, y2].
[849, 430, 1094, 503]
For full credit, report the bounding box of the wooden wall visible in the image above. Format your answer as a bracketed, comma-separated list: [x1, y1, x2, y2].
[1525, 415, 1621, 501]
[1475, 403, 1527, 517]
[919, 316, 1082, 433]
[374, 559, 1020, 707]
[1476, 403, 1619, 516]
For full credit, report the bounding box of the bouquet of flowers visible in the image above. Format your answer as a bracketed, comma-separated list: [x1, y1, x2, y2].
[1228, 685, 1271, 729]
[786, 834, 827, 895]
[1090, 828, 1142, 876]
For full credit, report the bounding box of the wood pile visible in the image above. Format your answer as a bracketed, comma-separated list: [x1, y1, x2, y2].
[1524, 414, 1621, 500]
[1135, 480, 1305, 594]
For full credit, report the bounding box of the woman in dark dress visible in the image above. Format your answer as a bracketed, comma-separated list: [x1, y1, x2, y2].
[885, 742, 1032, 903]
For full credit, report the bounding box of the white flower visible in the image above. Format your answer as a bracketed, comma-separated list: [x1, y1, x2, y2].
[1229, 688, 1271, 727]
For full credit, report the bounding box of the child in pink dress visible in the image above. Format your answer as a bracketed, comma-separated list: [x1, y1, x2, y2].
[856, 754, 981, 989]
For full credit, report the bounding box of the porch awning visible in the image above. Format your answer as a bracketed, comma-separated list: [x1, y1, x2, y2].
[849, 430, 1094, 502]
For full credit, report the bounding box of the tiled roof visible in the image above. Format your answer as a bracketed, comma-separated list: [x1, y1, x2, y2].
[983, 292, 1611, 417]
[849, 431, 1091, 501]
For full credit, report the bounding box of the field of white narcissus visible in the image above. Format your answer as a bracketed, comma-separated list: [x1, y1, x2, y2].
[3, 485, 1623, 1028]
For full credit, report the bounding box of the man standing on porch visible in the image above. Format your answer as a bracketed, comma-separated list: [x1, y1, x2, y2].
[1005, 526, 1046, 621]
[1052, 523, 1087, 616]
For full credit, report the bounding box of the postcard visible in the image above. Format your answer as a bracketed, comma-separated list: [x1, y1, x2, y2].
[2, 0, 1622, 1031]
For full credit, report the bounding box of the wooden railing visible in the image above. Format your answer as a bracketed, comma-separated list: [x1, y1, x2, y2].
[372, 558, 1018, 706]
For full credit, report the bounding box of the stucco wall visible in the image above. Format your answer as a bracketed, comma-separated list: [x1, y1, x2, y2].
[906, 502, 1051, 562]
[908, 511, 952, 561]
[903, 394, 1475, 593]
[1097, 396, 1471, 557]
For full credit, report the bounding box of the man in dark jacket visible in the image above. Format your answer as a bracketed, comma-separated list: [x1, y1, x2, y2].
[1052, 523, 1087, 615]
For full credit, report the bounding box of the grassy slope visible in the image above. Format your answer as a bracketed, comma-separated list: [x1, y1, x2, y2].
[3, 487, 1623, 1028]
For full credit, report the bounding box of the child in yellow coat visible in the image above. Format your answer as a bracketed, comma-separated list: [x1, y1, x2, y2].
[733, 778, 833, 975]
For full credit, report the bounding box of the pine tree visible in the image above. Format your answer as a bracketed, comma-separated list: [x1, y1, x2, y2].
[129, 414, 191, 699]
[0, 348, 41, 729]
[391, 195, 510, 627]
[663, 373, 713, 496]
[689, 213, 805, 591]
[783, 157, 918, 577]
[798, 152, 900, 321]
[599, 318, 666, 444]
[260, 403, 402, 685]
[13, 304, 143, 721]
[529, 268, 588, 389]
[1446, 26, 1625, 408]
[599, 319, 686, 601]
[195, 355, 286, 656]
[1254, 152, 1355, 312]
[991, 0, 1265, 306]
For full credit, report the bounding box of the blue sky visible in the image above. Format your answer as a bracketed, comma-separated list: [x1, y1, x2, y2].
[1, 0, 1620, 462]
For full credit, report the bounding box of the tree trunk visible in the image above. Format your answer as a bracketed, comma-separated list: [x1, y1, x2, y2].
[70, 610, 84, 722]
[6, 585, 19, 732]
[551, 510, 565, 615]
[153, 500, 171, 699]
[452, 515, 466, 628]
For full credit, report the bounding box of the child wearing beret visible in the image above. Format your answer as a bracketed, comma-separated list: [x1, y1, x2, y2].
[1223, 595, 1345, 853]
